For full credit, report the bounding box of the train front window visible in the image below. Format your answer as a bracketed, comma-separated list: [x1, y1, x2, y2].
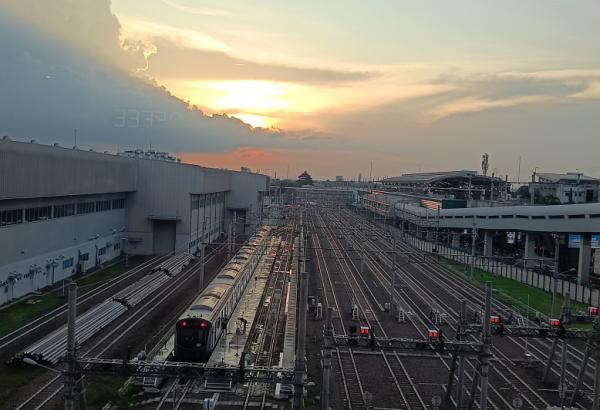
[178, 328, 198, 347]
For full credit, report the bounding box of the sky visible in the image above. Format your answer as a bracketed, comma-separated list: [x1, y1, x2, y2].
[2, 1, 600, 180]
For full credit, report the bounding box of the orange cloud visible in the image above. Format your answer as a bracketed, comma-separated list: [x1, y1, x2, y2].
[178, 147, 419, 180]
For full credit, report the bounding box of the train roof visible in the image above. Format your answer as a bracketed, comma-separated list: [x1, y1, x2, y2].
[218, 268, 240, 280]
[190, 295, 219, 312]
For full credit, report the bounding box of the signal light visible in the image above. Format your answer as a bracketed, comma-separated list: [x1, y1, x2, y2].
[180, 321, 187, 327]
[359, 326, 370, 335]
[550, 318, 561, 327]
[200, 322, 207, 328]
[428, 329, 439, 340]
[589, 307, 599, 316]
[490, 315, 502, 325]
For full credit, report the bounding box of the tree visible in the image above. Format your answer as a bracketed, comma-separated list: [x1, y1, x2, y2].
[515, 185, 530, 199]
[297, 171, 313, 186]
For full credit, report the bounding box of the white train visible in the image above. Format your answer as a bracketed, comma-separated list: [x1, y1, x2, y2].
[174, 227, 270, 362]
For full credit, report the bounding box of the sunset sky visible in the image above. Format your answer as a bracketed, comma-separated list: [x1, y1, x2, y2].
[2, 1, 600, 180]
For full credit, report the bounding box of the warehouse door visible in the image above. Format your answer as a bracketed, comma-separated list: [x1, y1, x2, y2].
[153, 220, 176, 254]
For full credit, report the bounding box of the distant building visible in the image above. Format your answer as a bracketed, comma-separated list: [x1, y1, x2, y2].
[335, 176, 344, 182]
[358, 173, 362, 182]
[533, 172, 599, 204]
[241, 166, 251, 172]
[381, 170, 507, 202]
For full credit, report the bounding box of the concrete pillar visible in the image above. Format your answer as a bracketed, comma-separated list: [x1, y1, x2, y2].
[483, 231, 493, 258]
[578, 233, 592, 285]
[524, 232, 536, 268]
[452, 232, 460, 249]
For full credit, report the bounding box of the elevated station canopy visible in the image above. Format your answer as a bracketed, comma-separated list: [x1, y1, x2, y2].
[381, 170, 505, 201]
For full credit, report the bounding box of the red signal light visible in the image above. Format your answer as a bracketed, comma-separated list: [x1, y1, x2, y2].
[550, 318, 561, 327]
[490, 315, 502, 325]
[180, 321, 187, 327]
[428, 329, 439, 340]
[359, 326, 370, 335]
[200, 322, 207, 328]
[589, 307, 599, 316]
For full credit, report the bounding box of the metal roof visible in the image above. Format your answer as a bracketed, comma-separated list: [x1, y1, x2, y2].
[382, 170, 501, 185]
[536, 172, 599, 184]
[396, 202, 600, 233]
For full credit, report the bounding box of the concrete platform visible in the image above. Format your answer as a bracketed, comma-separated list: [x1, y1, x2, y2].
[207, 240, 275, 367]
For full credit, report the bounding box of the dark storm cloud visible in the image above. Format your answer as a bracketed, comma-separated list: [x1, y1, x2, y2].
[0, 1, 323, 153]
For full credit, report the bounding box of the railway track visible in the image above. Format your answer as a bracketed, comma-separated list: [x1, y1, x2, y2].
[310, 208, 427, 409]
[242, 222, 296, 409]
[355, 207, 597, 407]
[13, 243, 228, 410]
[0, 254, 169, 354]
[336, 205, 594, 408]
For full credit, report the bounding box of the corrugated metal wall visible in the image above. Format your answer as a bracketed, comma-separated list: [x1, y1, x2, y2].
[0, 140, 137, 199]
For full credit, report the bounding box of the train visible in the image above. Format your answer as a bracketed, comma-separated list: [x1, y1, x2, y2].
[174, 227, 270, 362]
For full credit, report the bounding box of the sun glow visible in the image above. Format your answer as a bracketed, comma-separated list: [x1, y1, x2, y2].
[232, 113, 277, 128]
[206, 81, 290, 112]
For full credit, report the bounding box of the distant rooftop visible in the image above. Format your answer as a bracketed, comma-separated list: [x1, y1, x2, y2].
[119, 149, 180, 162]
[382, 170, 501, 184]
[536, 172, 599, 184]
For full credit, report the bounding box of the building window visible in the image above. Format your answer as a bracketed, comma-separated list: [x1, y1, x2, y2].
[98, 247, 106, 256]
[62, 258, 74, 270]
[54, 203, 75, 218]
[77, 202, 95, 215]
[114, 242, 121, 251]
[0, 209, 23, 226]
[111, 198, 125, 210]
[80, 252, 89, 261]
[25, 206, 52, 222]
[96, 199, 112, 212]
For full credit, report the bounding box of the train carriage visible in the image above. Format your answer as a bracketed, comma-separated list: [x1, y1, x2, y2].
[174, 227, 269, 362]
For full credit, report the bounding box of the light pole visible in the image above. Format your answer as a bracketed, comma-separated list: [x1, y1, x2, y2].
[50, 261, 58, 286]
[530, 167, 539, 206]
[120, 237, 129, 268]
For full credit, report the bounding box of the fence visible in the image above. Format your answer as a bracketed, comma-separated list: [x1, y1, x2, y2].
[402, 232, 599, 307]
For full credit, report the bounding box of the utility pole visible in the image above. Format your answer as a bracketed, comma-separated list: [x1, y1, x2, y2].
[65, 282, 77, 410]
[480, 282, 492, 410]
[320, 308, 333, 410]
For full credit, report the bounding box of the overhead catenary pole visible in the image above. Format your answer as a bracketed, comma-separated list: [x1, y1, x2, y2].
[294, 212, 307, 410]
[480, 282, 492, 410]
[470, 223, 477, 278]
[65, 282, 77, 410]
[457, 299, 467, 408]
[199, 242, 205, 291]
[320, 307, 333, 410]
[559, 292, 571, 406]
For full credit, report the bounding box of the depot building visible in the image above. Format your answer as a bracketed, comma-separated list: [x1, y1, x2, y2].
[0, 138, 269, 305]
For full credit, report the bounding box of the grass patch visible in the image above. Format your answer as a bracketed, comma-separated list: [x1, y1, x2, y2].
[439, 257, 589, 321]
[0, 258, 141, 337]
[0, 364, 44, 403]
[85, 376, 141, 409]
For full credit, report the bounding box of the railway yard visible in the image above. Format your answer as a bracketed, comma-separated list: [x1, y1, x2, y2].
[305, 204, 600, 410]
[2, 201, 600, 409]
